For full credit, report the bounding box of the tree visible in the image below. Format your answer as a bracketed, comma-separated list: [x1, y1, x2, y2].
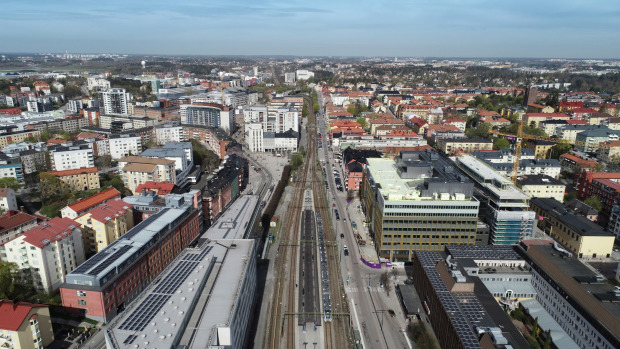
[380, 271, 392, 296]
[356, 117, 368, 129]
[584, 196, 603, 212]
[95, 155, 112, 169]
[0, 262, 19, 299]
[39, 130, 51, 142]
[465, 122, 491, 139]
[549, 142, 573, 159]
[493, 138, 510, 150]
[63, 84, 82, 99]
[532, 316, 539, 338]
[0, 177, 21, 191]
[290, 153, 303, 170]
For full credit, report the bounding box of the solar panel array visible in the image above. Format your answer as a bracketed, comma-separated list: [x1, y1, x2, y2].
[315, 212, 332, 319]
[87, 245, 133, 276]
[445, 245, 519, 260]
[118, 294, 171, 331]
[72, 251, 109, 274]
[117, 245, 213, 333]
[122, 334, 137, 344]
[121, 208, 170, 240]
[454, 293, 486, 325]
[416, 251, 483, 349]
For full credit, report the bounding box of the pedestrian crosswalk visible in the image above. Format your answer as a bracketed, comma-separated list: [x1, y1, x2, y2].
[345, 286, 383, 293]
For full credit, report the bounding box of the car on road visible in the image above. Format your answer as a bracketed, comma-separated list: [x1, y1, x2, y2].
[343, 218, 346, 222]
[333, 203, 336, 207]
[388, 309, 395, 317]
[340, 233, 344, 239]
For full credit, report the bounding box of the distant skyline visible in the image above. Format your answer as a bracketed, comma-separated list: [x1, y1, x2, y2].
[4, 0, 620, 59]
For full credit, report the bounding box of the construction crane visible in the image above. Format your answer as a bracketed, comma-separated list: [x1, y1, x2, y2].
[488, 117, 609, 184]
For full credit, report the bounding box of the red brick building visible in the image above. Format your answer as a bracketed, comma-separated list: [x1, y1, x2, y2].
[59, 191, 203, 322]
[577, 172, 620, 224]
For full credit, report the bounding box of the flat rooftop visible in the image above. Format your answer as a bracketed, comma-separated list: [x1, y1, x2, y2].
[106, 239, 255, 349]
[65, 205, 193, 288]
[520, 243, 620, 342]
[201, 195, 259, 240]
[456, 155, 529, 201]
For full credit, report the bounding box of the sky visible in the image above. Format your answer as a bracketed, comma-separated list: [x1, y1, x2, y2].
[3, 0, 620, 58]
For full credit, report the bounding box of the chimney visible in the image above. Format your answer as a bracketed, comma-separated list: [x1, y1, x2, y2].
[142, 188, 147, 196]
[20, 206, 26, 212]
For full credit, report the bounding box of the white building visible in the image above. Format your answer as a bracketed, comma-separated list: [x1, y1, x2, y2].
[87, 77, 111, 91]
[243, 105, 268, 124]
[67, 98, 83, 114]
[0, 188, 18, 212]
[246, 123, 264, 152]
[154, 125, 184, 145]
[180, 104, 233, 134]
[108, 134, 142, 160]
[296, 70, 314, 81]
[0, 217, 86, 291]
[49, 144, 95, 171]
[275, 104, 299, 133]
[284, 72, 296, 83]
[98, 88, 130, 115]
[141, 142, 194, 187]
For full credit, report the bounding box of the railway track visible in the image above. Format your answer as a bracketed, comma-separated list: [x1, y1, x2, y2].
[265, 93, 350, 349]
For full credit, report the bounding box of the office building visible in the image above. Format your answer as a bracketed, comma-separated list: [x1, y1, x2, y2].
[61, 188, 122, 219]
[362, 150, 480, 260]
[87, 78, 111, 91]
[99, 89, 130, 115]
[296, 70, 314, 80]
[0, 300, 54, 349]
[455, 155, 535, 245]
[517, 240, 620, 349]
[412, 248, 531, 349]
[245, 123, 263, 152]
[59, 191, 203, 322]
[105, 195, 260, 349]
[74, 200, 134, 254]
[0, 217, 86, 291]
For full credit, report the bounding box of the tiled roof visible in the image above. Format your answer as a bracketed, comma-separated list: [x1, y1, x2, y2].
[46, 167, 98, 177]
[80, 199, 132, 224]
[0, 300, 48, 331]
[135, 181, 175, 194]
[0, 210, 40, 234]
[19, 217, 80, 248]
[67, 187, 121, 213]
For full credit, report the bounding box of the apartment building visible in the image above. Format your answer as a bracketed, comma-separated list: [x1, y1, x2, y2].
[517, 175, 566, 201]
[60, 191, 203, 322]
[0, 188, 18, 212]
[74, 199, 134, 254]
[104, 196, 259, 349]
[98, 88, 129, 115]
[523, 113, 570, 128]
[362, 150, 480, 260]
[61, 187, 122, 219]
[0, 210, 41, 245]
[529, 198, 614, 259]
[180, 103, 233, 133]
[597, 139, 620, 162]
[119, 156, 176, 193]
[455, 155, 535, 245]
[525, 139, 555, 159]
[0, 300, 54, 349]
[40, 167, 100, 196]
[181, 125, 231, 159]
[559, 152, 598, 173]
[108, 134, 142, 160]
[48, 143, 95, 171]
[0, 217, 86, 291]
[245, 123, 263, 152]
[154, 125, 184, 145]
[436, 138, 493, 154]
[0, 130, 41, 150]
[202, 155, 248, 224]
[99, 114, 154, 130]
[87, 78, 111, 91]
[140, 142, 193, 188]
[517, 241, 620, 349]
[0, 160, 23, 182]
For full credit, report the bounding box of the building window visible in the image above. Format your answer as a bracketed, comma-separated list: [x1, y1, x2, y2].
[77, 291, 86, 297]
[78, 299, 87, 306]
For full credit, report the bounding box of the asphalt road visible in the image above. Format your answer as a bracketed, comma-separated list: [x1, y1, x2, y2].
[316, 92, 411, 349]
